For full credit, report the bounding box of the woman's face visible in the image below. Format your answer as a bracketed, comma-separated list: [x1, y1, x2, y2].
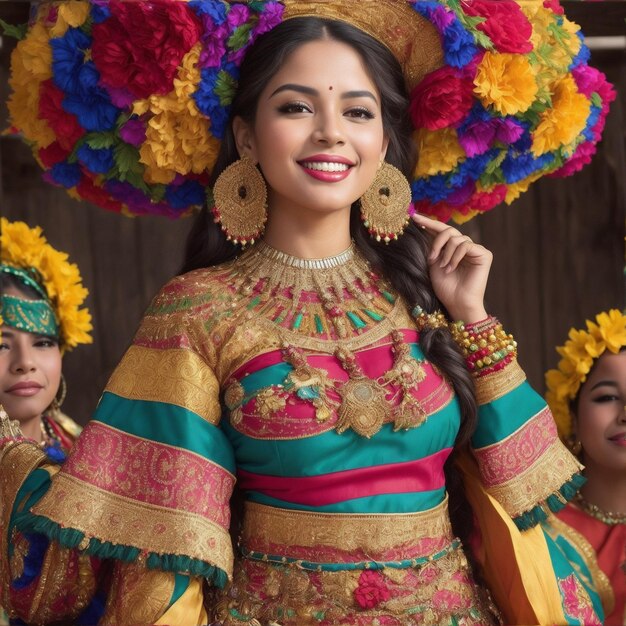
[575, 350, 626, 473]
[234, 38, 388, 219]
[0, 287, 62, 425]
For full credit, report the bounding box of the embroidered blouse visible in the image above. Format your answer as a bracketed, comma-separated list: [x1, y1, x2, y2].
[0, 244, 603, 625]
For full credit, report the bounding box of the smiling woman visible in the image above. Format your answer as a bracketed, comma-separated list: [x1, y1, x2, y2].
[0, 218, 91, 458]
[545, 310, 626, 625]
[0, 2, 616, 625]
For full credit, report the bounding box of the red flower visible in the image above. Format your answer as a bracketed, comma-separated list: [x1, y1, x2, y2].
[463, 0, 533, 54]
[543, 0, 564, 15]
[38, 80, 85, 151]
[76, 176, 124, 213]
[354, 570, 391, 609]
[410, 67, 474, 131]
[92, 0, 201, 100]
[38, 141, 70, 168]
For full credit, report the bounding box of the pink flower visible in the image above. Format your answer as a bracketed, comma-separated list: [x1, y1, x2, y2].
[354, 570, 391, 609]
[463, 0, 533, 54]
[543, 0, 564, 15]
[410, 67, 474, 131]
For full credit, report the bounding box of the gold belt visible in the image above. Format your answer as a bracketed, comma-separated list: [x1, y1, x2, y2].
[240, 497, 455, 567]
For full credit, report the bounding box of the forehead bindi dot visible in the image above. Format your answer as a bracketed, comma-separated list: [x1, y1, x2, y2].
[328, 86, 333, 91]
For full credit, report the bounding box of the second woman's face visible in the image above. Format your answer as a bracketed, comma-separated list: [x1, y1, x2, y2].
[236, 38, 388, 217]
[575, 351, 626, 472]
[0, 305, 62, 426]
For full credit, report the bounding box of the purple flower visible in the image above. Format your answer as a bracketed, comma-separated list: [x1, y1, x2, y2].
[227, 4, 250, 28]
[104, 86, 135, 109]
[119, 119, 147, 147]
[446, 180, 475, 206]
[200, 23, 229, 68]
[496, 118, 524, 144]
[459, 120, 496, 157]
[105, 180, 180, 217]
[256, 2, 284, 35]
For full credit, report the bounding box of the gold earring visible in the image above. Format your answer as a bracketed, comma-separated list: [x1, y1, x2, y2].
[51, 374, 67, 414]
[212, 155, 268, 246]
[360, 161, 411, 243]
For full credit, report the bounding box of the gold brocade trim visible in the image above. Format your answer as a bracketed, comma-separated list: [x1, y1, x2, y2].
[282, 0, 444, 90]
[474, 360, 526, 405]
[100, 562, 174, 625]
[486, 438, 583, 519]
[106, 345, 221, 424]
[546, 514, 615, 617]
[241, 498, 453, 558]
[0, 442, 47, 617]
[31, 472, 234, 578]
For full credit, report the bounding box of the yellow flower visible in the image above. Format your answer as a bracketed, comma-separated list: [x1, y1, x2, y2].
[531, 76, 590, 156]
[545, 309, 626, 441]
[134, 44, 219, 185]
[414, 128, 465, 177]
[50, 1, 91, 37]
[504, 173, 542, 204]
[0, 218, 92, 351]
[595, 310, 626, 353]
[474, 52, 538, 116]
[8, 22, 54, 148]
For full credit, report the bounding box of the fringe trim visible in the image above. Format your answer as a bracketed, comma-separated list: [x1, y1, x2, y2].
[14, 511, 229, 587]
[513, 472, 586, 531]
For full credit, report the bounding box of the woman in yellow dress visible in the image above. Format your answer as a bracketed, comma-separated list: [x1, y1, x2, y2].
[546, 310, 626, 626]
[0, 1, 614, 624]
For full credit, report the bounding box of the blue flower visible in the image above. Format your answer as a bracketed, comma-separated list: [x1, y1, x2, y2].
[51, 27, 91, 95]
[501, 151, 554, 184]
[582, 105, 601, 141]
[77, 144, 114, 175]
[165, 180, 206, 210]
[91, 4, 111, 23]
[412, 173, 452, 203]
[570, 34, 590, 70]
[50, 162, 82, 188]
[52, 28, 118, 132]
[195, 68, 231, 138]
[190, 0, 228, 24]
[442, 19, 478, 68]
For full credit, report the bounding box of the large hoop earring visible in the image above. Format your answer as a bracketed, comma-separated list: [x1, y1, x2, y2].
[212, 155, 268, 246]
[51, 374, 67, 414]
[360, 161, 411, 243]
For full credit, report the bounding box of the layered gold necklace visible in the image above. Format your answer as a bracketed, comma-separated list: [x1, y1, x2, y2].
[225, 242, 432, 437]
[574, 492, 626, 526]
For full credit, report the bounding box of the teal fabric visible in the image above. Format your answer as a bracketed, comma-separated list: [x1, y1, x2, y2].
[542, 524, 605, 625]
[223, 398, 460, 477]
[0, 294, 59, 338]
[94, 392, 236, 473]
[248, 486, 447, 514]
[472, 380, 547, 448]
[169, 573, 190, 607]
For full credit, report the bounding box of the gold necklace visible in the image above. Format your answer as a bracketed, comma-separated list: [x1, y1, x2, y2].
[233, 241, 397, 342]
[574, 492, 626, 525]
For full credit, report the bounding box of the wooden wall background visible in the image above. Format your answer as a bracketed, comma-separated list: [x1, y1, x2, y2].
[1, 2, 624, 424]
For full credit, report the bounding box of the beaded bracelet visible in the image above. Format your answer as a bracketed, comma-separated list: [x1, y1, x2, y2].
[412, 306, 448, 332]
[449, 317, 517, 375]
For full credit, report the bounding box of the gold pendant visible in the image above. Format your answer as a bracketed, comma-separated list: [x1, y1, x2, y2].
[336, 378, 388, 438]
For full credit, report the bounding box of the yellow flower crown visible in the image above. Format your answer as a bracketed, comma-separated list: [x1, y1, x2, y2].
[545, 309, 626, 440]
[0, 217, 92, 352]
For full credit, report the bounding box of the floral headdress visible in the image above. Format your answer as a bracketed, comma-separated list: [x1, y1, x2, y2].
[545, 309, 626, 440]
[6, 0, 615, 222]
[0, 217, 93, 352]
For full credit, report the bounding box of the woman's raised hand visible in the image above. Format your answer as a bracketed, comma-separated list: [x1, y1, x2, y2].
[412, 213, 491, 324]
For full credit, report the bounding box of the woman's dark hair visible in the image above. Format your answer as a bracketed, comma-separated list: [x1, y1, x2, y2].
[182, 18, 478, 553]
